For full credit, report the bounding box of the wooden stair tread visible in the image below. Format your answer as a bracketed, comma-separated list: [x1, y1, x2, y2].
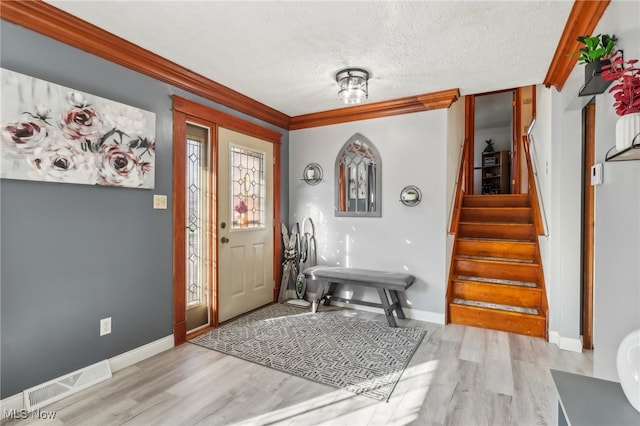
[455, 275, 538, 288]
[457, 237, 536, 245]
[456, 239, 537, 259]
[460, 207, 532, 224]
[458, 255, 534, 264]
[457, 237, 532, 243]
[462, 194, 530, 208]
[454, 257, 539, 282]
[461, 207, 531, 211]
[452, 279, 542, 309]
[452, 298, 539, 315]
[459, 221, 534, 226]
[449, 304, 546, 337]
[454, 257, 539, 267]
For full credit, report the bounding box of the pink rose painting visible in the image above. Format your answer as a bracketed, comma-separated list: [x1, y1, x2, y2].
[1, 68, 156, 188]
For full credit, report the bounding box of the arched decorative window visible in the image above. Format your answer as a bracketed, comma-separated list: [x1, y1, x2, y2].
[335, 133, 381, 217]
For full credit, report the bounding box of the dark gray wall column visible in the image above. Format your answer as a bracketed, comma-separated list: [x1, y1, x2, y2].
[0, 20, 289, 398]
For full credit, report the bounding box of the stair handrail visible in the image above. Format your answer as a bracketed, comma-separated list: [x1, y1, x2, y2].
[449, 138, 469, 234]
[521, 133, 547, 236]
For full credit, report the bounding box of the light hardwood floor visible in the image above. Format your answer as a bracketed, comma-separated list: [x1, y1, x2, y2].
[2, 308, 592, 426]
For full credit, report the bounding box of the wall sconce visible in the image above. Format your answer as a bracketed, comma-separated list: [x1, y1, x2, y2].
[400, 185, 422, 207]
[336, 68, 369, 105]
[303, 163, 323, 185]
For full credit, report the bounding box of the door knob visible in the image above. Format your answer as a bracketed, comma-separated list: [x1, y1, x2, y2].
[221, 236, 229, 244]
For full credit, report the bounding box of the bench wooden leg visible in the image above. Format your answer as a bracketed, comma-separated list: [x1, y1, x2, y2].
[376, 288, 398, 327]
[389, 290, 406, 319]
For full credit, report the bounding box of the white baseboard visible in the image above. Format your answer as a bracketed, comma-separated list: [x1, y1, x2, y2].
[549, 330, 583, 353]
[329, 300, 445, 325]
[1, 335, 174, 417]
[109, 335, 174, 372]
[404, 307, 446, 324]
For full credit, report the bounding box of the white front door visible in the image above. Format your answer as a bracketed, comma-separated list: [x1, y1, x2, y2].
[217, 127, 274, 322]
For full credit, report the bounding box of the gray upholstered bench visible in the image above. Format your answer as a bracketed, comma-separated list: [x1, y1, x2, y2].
[303, 266, 415, 327]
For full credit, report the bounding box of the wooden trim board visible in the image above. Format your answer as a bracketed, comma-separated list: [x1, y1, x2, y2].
[1, 1, 458, 129]
[543, 0, 611, 91]
[289, 89, 460, 130]
[0, 0, 291, 129]
[172, 96, 282, 345]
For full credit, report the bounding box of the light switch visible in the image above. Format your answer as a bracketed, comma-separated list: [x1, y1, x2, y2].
[153, 194, 168, 209]
[590, 163, 603, 186]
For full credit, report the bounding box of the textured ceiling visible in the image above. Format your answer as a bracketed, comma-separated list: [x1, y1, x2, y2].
[46, 1, 573, 117]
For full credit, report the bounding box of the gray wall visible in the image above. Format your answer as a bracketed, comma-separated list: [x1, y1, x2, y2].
[534, 0, 640, 372]
[0, 20, 289, 398]
[289, 110, 449, 319]
[591, 0, 640, 380]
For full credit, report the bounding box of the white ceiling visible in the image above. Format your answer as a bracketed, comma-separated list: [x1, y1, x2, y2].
[46, 1, 573, 117]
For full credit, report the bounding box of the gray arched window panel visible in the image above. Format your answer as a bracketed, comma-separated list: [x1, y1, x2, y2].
[335, 133, 381, 217]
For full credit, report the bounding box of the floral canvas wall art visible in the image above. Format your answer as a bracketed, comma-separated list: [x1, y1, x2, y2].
[1, 68, 156, 188]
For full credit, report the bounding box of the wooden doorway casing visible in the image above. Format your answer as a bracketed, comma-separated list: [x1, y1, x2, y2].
[581, 101, 596, 349]
[465, 87, 536, 195]
[172, 96, 282, 346]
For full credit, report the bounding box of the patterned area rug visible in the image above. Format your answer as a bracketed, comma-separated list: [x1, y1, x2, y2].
[190, 304, 426, 401]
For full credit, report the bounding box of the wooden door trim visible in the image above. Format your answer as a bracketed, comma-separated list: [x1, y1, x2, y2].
[582, 102, 595, 349]
[464, 96, 475, 194]
[513, 88, 522, 194]
[172, 111, 188, 345]
[172, 96, 282, 346]
[173, 96, 282, 143]
[174, 114, 219, 345]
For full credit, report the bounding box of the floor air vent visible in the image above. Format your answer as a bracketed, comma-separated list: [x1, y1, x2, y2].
[23, 360, 112, 411]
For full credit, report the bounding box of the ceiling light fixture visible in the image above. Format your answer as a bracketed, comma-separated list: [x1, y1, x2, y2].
[336, 68, 369, 105]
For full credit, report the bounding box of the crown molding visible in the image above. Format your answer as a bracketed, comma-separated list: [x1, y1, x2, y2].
[290, 88, 460, 130]
[543, 0, 611, 91]
[1, 1, 459, 130]
[0, 0, 291, 129]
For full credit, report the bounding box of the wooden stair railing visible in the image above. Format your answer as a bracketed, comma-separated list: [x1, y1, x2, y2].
[521, 135, 545, 236]
[449, 139, 469, 234]
[446, 136, 549, 338]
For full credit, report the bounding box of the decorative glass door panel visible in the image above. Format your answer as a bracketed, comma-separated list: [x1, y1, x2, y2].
[185, 123, 212, 332]
[230, 146, 265, 230]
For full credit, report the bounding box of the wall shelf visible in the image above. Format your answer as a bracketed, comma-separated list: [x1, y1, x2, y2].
[578, 71, 613, 97]
[579, 58, 616, 97]
[302, 163, 323, 185]
[399, 185, 422, 207]
[605, 141, 640, 162]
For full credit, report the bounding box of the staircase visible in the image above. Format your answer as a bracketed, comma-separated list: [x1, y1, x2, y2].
[447, 194, 548, 338]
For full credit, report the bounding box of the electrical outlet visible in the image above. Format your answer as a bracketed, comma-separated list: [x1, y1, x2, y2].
[100, 317, 111, 336]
